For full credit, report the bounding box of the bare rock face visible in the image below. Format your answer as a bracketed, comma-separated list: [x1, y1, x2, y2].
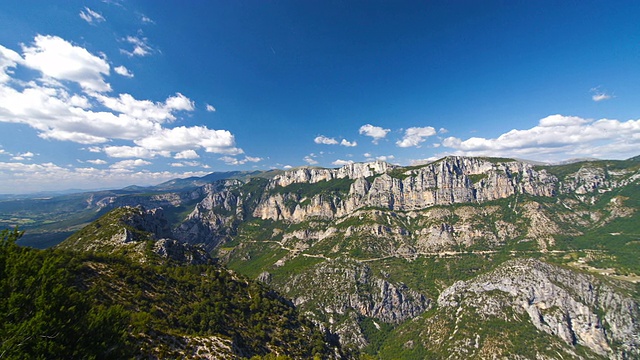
[254, 157, 560, 222]
[174, 180, 243, 249]
[269, 160, 394, 188]
[438, 258, 640, 359]
[152, 238, 212, 265]
[278, 258, 431, 348]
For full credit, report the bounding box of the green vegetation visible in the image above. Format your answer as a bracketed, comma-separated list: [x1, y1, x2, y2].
[376, 305, 605, 360]
[535, 158, 640, 181]
[1, 227, 338, 359]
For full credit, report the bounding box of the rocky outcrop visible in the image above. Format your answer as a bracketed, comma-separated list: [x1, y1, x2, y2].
[269, 160, 393, 188]
[276, 258, 431, 348]
[254, 157, 559, 222]
[438, 258, 640, 359]
[152, 238, 212, 265]
[174, 180, 244, 249]
[60, 206, 214, 265]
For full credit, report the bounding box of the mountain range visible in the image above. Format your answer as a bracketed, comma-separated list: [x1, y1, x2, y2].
[1, 155, 639, 359]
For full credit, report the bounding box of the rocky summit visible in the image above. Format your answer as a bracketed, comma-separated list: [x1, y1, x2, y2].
[2, 155, 639, 359]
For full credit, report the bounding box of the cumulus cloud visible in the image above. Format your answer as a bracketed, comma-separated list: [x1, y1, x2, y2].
[86, 159, 107, 165]
[303, 154, 318, 165]
[0, 34, 243, 165]
[340, 139, 357, 147]
[0, 45, 23, 83]
[110, 159, 151, 169]
[79, 7, 105, 24]
[206, 104, 216, 112]
[103, 145, 169, 159]
[174, 149, 199, 159]
[332, 159, 354, 166]
[363, 153, 395, 162]
[136, 126, 243, 154]
[314, 135, 338, 145]
[11, 151, 35, 161]
[396, 126, 436, 148]
[21, 35, 111, 92]
[114, 65, 133, 78]
[219, 155, 262, 165]
[442, 114, 640, 162]
[93, 92, 194, 123]
[121, 35, 153, 57]
[359, 124, 390, 144]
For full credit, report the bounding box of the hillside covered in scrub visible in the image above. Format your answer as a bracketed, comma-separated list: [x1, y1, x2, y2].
[0, 223, 341, 359]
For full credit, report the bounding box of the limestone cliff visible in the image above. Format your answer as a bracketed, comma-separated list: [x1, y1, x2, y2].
[437, 258, 639, 359]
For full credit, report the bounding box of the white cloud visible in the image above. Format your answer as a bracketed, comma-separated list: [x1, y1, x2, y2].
[0, 45, 23, 84]
[140, 14, 155, 24]
[114, 65, 133, 78]
[170, 162, 184, 167]
[136, 126, 243, 154]
[94, 92, 193, 123]
[174, 149, 199, 159]
[303, 155, 318, 165]
[376, 155, 395, 162]
[0, 84, 165, 143]
[11, 151, 35, 161]
[396, 126, 436, 148]
[442, 114, 640, 162]
[332, 159, 354, 166]
[0, 160, 210, 194]
[206, 104, 216, 112]
[359, 124, 390, 144]
[314, 135, 338, 145]
[592, 93, 612, 102]
[103, 145, 169, 159]
[110, 159, 151, 169]
[121, 36, 153, 57]
[79, 7, 105, 24]
[86, 159, 107, 165]
[219, 155, 262, 165]
[439, 128, 448, 134]
[591, 87, 613, 102]
[283, 165, 292, 169]
[340, 139, 357, 147]
[21, 35, 111, 92]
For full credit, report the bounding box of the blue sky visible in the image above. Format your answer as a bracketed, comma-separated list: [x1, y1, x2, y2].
[0, 1, 639, 193]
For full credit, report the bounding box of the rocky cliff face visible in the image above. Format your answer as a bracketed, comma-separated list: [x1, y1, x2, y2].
[268, 258, 430, 348]
[438, 259, 639, 359]
[59, 206, 213, 265]
[253, 157, 560, 222]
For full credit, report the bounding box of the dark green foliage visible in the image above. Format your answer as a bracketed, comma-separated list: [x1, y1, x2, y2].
[0, 228, 133, 359]
[1, 227, 337, 359]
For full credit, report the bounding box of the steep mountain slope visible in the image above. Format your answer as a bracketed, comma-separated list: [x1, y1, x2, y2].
[179, 156, 640, 356]
[378, 259, 639, 359]
[1, 209, 341, 359]
[5, 155, 639, 358]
